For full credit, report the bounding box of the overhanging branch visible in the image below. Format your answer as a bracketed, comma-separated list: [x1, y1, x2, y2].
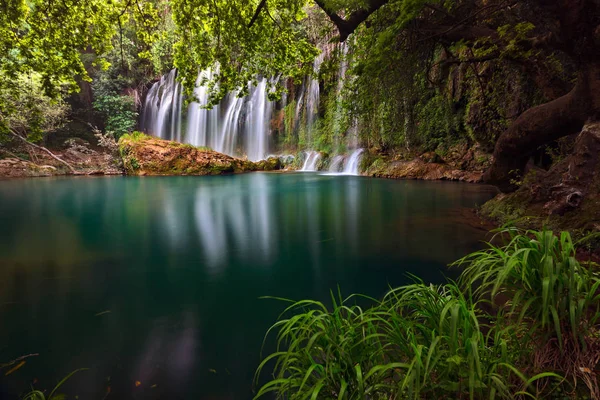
[313, 0, 389, 42]
[248, 0, 267, 28]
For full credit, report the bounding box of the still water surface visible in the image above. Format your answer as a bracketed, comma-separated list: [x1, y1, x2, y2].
[0, 173, 495, 399]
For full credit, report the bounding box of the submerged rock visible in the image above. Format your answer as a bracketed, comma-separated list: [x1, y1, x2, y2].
[118, 133, 279, 176]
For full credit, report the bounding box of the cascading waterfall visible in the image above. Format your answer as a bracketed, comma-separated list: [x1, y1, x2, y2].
[342, 149, 364, 175]
[332, 43, 349, 151]
[245, 79, 272, 162]
[142, 69, 274, 161]
[141, 43, 360, 166]
[306, 53, 325, 136]
[300, 151, 321, 171]
[141, 69, 183, 141]
[328, 155, 344, 172]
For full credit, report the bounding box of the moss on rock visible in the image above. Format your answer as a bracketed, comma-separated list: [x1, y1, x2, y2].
[118, 133, 278, 176]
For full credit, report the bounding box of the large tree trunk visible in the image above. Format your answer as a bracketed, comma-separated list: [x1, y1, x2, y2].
[484, 0, 600, 191]
[484, 62, 600, 192]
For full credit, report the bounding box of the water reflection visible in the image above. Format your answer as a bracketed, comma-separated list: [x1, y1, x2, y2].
[0, 174, 496, 399]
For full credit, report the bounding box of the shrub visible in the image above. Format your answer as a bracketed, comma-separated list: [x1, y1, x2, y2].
[93, 94, 137, 139]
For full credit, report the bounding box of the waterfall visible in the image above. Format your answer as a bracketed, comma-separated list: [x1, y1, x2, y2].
[332, 43, 349, 151]
[186, 69, 221, 151]
[328, 155, 344, 172]
[342, 149, 364, 175]
[142, 69, 274, 161]
[300, 151, 321, 171]
[142, 69, 182, 140]
[245, 79, 272, 162]
[306, 53, 324, 136]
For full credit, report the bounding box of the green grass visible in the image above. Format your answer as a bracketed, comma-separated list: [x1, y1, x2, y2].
[255, 229, 599, 399]
[254, 284, 555, 399]
[21, 369, 87, 400]
[119, 130, 147, 142]
[456, 229, 600, 349]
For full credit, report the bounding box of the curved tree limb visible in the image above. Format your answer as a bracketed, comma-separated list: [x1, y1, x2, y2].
[8, 129, 76, 173]
[313, 0, 389, 42]
[248, 0, 267, 28]
[484, 62, 600, 191]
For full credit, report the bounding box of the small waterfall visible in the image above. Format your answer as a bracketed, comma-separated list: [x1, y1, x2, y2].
[142, 70, 182, 140]
[142, 69, 274, 161]
[186, 69, 221, 151]
[332, 43, 349, 151]
[342, 149, 364, 175]
[300, 151, 321, 171]
[306, 53, 325, 135]
[328, 155, 344, 173]
[245, 79, 272, 162]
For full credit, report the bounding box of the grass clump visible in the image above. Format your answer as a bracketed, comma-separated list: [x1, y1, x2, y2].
[255, 229, 600, 399]
[119, 130, 147, 142]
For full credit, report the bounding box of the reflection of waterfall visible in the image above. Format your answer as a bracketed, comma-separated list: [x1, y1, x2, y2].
[300, 151, 321, 171]
[342, 149, 364, 175]
[185, 175, 275, 269]
[142, 70, 273, 161]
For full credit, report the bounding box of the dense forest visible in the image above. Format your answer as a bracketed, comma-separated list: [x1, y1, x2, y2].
[1, 0, 600, 399]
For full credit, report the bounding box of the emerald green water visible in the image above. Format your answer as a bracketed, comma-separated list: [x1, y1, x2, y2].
[0, 173, 495, 399]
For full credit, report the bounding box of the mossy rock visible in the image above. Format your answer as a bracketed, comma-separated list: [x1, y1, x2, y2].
[255, 157, 282, 171]
[118, 134, 268, 176]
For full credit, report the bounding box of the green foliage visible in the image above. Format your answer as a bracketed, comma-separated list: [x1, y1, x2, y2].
[171, 0, 318, 105]
[255, 283, 551, 399]
[120, 130, 147, 142]
[257, 229, 600, 399]
[93, 94, 138, 138]
[149, 10, 178, 74]
[457, 229, 600, 349]
[415, 88, 463, 150]
[0, 73, 69, 142]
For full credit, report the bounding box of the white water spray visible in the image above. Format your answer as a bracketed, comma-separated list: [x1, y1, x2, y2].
[300, 151, 321, 171]
[342, 149, 364, 175]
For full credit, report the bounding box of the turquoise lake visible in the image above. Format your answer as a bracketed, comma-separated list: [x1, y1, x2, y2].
[0, 173, 496, 399]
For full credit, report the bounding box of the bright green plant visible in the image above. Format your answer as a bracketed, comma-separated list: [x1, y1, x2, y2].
[93, 94, 138, 139]
[254, 283, 553, 399]
[456, 228, 600, 397]
[457, 229, 600, 349]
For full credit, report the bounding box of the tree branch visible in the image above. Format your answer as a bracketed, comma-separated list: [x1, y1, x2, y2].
[248, 0, 267, 28]
[313, 0, 389, 42]
[8, 129, 76, 173]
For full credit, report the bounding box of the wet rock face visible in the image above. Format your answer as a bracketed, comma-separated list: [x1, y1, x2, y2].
[118, 134, 281, 176]
[255, 157, 282, 171]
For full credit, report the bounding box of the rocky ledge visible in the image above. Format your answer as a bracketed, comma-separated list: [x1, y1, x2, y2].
[119, 133, 281, 176]
[368, 158, 483, 183]
[481, 122, 600, 232]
